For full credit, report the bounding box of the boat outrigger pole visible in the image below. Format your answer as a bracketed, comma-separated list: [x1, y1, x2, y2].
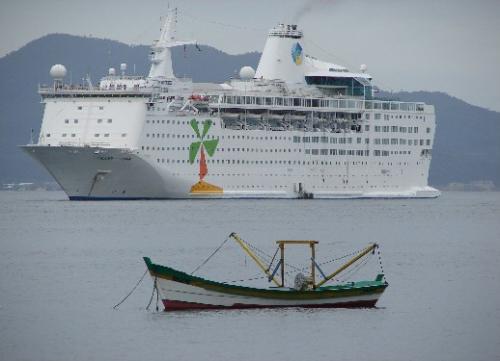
[229, 232, 281, 287]
[230, 233, 378, 290]
[315, 243, 378, 287]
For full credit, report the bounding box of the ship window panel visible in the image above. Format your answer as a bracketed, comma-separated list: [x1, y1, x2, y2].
[108, 119, 112, 123]
[74, 119, 78, 124]
[62, 133, 67, 137]
[71, 134, 75, 137]
[97, 119, 103, 123]
[77, 106, 82, 110]
[64, 119, 69, 124]
[94, 134, 100, 137]
[104, 133, 110, 137]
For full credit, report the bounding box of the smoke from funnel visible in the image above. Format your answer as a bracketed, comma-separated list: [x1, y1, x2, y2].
[292, 0, 336, 24]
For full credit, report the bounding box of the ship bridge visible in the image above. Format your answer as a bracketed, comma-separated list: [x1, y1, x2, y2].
[305, 71, 373, 99]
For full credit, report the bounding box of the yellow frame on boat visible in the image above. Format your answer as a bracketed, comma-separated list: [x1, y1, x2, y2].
[229, 233, 378, 289]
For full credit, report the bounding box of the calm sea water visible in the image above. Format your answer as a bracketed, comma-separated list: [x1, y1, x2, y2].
[0, 191, 499, 361]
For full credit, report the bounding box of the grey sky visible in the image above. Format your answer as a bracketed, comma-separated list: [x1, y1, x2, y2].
[1, 0, 499, 111]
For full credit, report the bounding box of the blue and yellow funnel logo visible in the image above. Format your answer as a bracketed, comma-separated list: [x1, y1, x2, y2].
[291, 42, 303, 65]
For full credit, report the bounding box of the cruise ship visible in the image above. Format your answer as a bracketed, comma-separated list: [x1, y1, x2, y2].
[23, 9, 440, 200]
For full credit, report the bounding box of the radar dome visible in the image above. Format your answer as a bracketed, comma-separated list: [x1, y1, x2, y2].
[239, 66, 255, 80]
[360, 64, 367, 73]
[49, 64, 67, 79]
[108, 67, 116, 76]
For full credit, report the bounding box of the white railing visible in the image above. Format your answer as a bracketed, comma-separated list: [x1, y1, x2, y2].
[209, 95, 426, 112]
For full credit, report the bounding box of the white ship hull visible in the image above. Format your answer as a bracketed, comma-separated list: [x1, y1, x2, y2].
[23, 141, 439, 200]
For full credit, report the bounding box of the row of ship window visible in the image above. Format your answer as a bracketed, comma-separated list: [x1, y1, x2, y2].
[142, 145, 419, 155]
[146, 132, 296, 141]
[146, 119, 219, 126]
[157, 158, 415, 167]
[374, 138, 431, 146]
[46, 133, 127, 138]
[63, 118, 113, 124]
[366, 113, 426, 121]
[76, 106, 105, 110]
[373, 126, 429, 133]
[303, 149, 413, 156]
[154, 149, 415, 165]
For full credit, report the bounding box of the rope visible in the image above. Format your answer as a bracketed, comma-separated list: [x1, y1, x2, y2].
[376, 247, 387, 282]
[266, 247, 280, 272]
[341, 255, 372, 282]
[112, 270, 148, 309]
[223, 274, 268, 284]
[146, 276, 158, 311]
[191, 237, 230, 275]
[317, 246, 370, 267]
[155, 279, 160, 311]
[243, 240, 303, 273]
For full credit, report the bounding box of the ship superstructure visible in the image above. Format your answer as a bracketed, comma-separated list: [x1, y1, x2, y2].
[23, 9, 439, 199]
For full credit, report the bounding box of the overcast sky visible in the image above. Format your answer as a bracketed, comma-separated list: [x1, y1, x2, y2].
[1, 0, 499, 111]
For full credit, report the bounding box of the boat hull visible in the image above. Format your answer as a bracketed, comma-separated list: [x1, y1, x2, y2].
[144, 257, 387, 311]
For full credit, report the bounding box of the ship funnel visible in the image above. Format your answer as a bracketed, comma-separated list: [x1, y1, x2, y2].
[255, 24, 306, 84]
